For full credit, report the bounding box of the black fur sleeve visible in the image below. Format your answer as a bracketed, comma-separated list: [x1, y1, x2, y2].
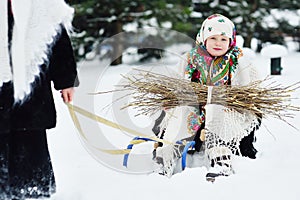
[49, 27, 79, 90]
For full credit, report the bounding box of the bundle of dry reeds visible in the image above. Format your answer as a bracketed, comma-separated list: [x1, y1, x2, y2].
[98, 69, 300, 125]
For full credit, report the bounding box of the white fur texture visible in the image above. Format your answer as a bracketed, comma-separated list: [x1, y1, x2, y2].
[0, 0, 74, 100]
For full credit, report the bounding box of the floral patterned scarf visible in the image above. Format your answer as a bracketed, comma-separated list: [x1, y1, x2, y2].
[185, 45, 243, 86]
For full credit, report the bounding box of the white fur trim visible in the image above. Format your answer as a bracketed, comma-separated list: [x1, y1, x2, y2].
[0, 0, 74, 101]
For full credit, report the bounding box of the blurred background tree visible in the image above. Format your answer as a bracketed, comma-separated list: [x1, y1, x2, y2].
[69, 0, 300, 64]
[70, 0, 191, 64]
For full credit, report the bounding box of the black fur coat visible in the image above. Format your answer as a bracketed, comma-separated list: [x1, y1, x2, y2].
[0, 28, 78, 132]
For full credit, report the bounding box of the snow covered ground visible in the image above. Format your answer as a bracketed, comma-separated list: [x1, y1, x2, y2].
[47, 46, 300, 200]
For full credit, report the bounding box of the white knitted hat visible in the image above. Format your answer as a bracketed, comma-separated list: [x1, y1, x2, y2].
[196, 14, 236, 47]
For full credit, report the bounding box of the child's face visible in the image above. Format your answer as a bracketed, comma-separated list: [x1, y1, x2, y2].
[205, 35, 230, 57]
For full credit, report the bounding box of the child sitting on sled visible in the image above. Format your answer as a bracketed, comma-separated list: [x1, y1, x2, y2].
[152, 14, 261, 181]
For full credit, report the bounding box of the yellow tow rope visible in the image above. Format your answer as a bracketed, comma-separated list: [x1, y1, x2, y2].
[66, 103, 172, 155]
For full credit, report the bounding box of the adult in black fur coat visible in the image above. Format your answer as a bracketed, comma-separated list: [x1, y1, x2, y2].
[0, 0, 78, 199]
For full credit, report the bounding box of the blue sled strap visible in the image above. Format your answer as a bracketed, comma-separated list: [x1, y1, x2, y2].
[181, 141, 195, 171]
[123, 137, 156, 167]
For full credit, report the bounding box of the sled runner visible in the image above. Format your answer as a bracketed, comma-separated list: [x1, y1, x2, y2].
[122, 136, 198, 172]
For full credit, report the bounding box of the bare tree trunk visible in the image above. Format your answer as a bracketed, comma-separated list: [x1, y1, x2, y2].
[111, 20, 123, 65]
[243, 0, 258, 49]
[244, 32, 253, 48]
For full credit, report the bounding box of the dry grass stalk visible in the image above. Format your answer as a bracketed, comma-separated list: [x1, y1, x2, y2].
[116, 69, 300, 121]
[94, 69, 300, 127]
